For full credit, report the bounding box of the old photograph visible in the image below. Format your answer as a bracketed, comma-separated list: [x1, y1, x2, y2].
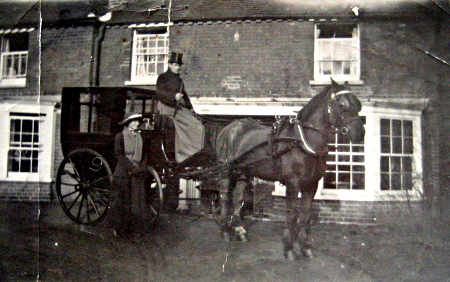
[0, 0, 448, 281]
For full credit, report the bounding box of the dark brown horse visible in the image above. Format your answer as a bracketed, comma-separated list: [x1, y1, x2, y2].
[213, 79, 365, 260]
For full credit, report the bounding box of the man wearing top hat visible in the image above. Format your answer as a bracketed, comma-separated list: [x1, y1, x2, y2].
[156, 52, 205, 164]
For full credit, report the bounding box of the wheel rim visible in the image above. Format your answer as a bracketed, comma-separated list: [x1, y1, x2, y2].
[56, 149, 112, 225]
[145, 166, 163, 228]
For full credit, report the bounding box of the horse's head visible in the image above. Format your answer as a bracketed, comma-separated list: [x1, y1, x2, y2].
[327, 78, 365, 143]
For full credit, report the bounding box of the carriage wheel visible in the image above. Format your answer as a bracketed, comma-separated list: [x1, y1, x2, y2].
[56, 149, 112, 225]
[145, 166, 164, 228]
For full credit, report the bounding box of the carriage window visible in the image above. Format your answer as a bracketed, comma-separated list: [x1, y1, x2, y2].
[314, 23, 360, 82]
[79, 93, 111, 134]
[8, 113, 43, 174]
[380, 119, 414, 191]
[128, 28, 169, 85]
[323, 117, 365, 190]
[1, 33, 28, 87]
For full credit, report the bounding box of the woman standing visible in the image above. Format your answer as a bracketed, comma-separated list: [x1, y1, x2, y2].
[107, 113, 149, 237]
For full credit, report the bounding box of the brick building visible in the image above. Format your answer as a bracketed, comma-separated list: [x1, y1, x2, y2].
[0, 0, 448, 223]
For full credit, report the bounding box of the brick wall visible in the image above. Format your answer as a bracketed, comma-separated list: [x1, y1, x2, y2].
[40, 26, 93, 94]
[99, 26, 133, 86]
[271, 197, 424, 225]
[172, 21, 315, 98]
[0, 182, 52, 202]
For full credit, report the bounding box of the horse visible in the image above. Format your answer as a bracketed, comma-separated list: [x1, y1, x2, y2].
[212, 79, 365, 260]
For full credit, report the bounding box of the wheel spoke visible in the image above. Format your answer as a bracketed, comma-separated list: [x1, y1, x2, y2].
[89, 174, 110, 185]
[60, 182, 78, 187]
[67, 192, 82, 212]
[90, 190, 109, 206]
[87, 194, 101, 217]
[90, 187, 110, 193]
[61, 188, 80, 199]
[68, 157, 82, 181]
[147, 202, 158, 215]
[76, 194, 86, 221]
[86, 195, 91, 222]
[62, 169, 80, 182]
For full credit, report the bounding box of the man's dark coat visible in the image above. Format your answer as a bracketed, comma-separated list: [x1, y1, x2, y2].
[156, 69, 193, 109]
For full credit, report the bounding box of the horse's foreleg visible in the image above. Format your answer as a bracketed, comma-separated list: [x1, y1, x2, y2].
[283, 186, 301, 260]
[297, 183, 317, 258]
[230, 176, 248, 242]
[218, 178, 232, 241]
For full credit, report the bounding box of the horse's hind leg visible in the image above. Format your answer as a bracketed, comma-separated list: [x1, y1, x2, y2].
[297, 182, 317, 258]
[283, 185, 301, 260]
[230, 175, 248, 242]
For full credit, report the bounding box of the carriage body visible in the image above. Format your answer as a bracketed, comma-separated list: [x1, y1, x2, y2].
[57, 86, 175, 225]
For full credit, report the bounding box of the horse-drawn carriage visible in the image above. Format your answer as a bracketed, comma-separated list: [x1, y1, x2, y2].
[56, 80, 365, 260]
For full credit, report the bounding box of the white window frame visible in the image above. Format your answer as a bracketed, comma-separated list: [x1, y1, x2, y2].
[0, 33, 28, 88]
[8, 114, 42, 175]
[273, 105, 423, 202]
[126, 29, 169, 86]
[313, 23, 361, 84]
[0, 102, 56, 183]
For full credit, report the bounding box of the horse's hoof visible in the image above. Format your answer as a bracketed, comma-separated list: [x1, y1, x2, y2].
[222, 232, 232, 242]
[301, 248, 313, 258]
[284, 250, 300, 261]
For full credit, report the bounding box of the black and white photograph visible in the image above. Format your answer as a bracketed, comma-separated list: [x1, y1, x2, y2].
[0, 0, 448, 281]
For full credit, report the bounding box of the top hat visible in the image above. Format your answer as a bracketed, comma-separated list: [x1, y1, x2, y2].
[119, 113, 143, 125]
[168, 52, 183, 65]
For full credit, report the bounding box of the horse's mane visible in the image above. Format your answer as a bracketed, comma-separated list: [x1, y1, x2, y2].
[297, 86, 331, 120]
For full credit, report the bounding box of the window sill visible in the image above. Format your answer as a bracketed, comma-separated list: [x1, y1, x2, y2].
[1, 174, 52, 183]
[0, 78, 26, 88]
[309, 80, 364, 86]
[125, 77, 157, 86]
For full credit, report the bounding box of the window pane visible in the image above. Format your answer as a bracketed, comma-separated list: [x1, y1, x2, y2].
[332, 61, 343, 75]
[343, 61, 351, 75]
[353, 173, 365, 190]
[324, 173, 336, 189]
[392, 120, 402, 136]
[319, 41, 332, 59]
[404, 137, 413, 154]
[380, 119, 390, 135]
[380, 173, 390, 190]
[391, 174, 401, 190]
[392, 137, 402, 153]
[392, 157, 401, 172]
[381, 137, 390, 153]
[381, 157, 389, 172]
[352, 155, 364, 162]
[320, 61, 332, 75]
[403, 157, 412, 172]
[403, 173, 413, 190]
[403, 120, 413, 137]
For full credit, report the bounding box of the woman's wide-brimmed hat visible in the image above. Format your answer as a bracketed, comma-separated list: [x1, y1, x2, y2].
[119, 113, 143, 125]
[168, 52, 183, 65]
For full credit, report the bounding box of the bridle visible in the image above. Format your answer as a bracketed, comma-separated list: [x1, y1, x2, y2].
[327, 89, 363, 135]
[271, 89, 362, 156]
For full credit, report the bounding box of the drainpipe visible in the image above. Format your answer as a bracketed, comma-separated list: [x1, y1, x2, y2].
[90, 22, 106, 86]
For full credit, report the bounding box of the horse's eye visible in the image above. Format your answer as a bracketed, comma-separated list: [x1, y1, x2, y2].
[339, 103, 345, 108]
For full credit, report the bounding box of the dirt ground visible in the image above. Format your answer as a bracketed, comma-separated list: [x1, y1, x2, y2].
[0, 201, 448, 281]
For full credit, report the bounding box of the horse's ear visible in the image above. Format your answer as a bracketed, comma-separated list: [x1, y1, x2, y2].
[344, 81, 350, 88]
[330, 77, 338, 88]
